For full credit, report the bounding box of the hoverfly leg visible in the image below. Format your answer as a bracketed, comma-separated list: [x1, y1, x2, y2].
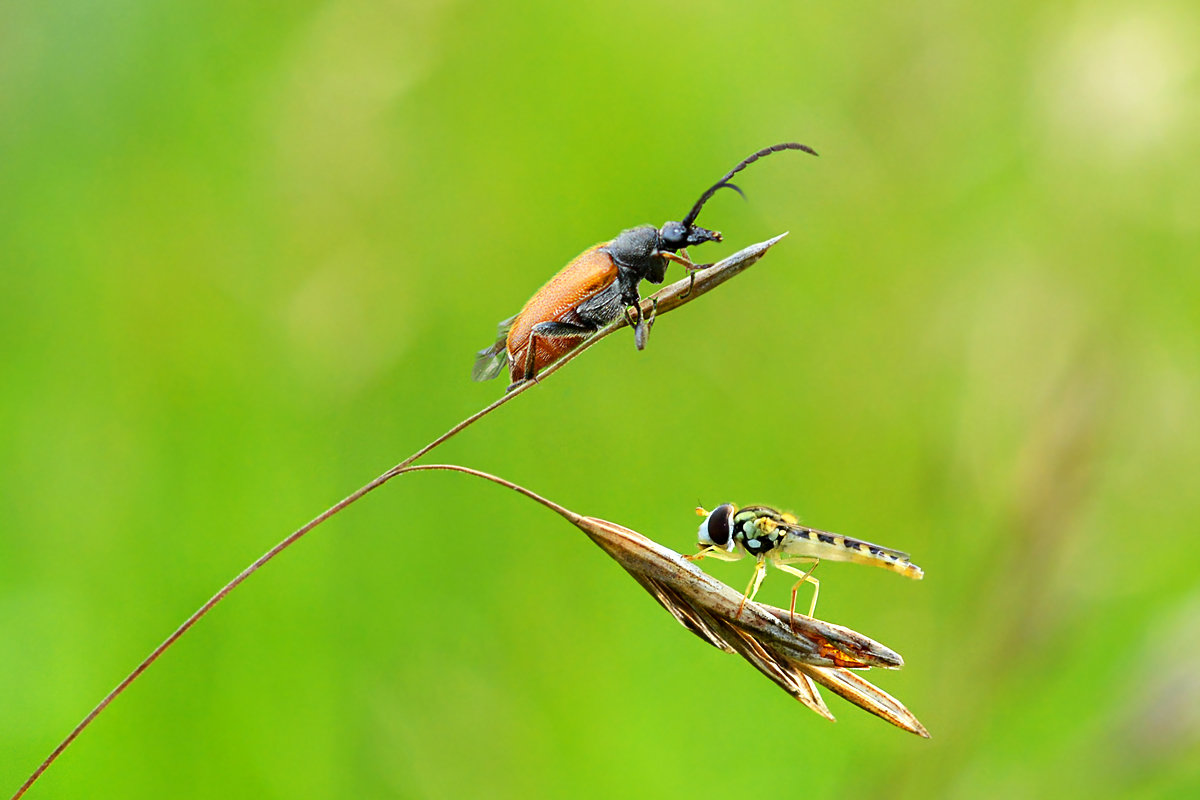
[684, 544, 715, 563]
[736, 557, 769, 619]
[775, 557, 821, 631]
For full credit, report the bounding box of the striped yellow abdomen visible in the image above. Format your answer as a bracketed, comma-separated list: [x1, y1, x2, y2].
[780, 528, 924, 580]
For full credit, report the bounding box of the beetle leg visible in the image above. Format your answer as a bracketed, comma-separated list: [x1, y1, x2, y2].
[634, 297, 658, 350]
[662, 249, 694, 269]
[624, 302, 649, 351]
[662, 250, 706, 298]
[623, 303, 640, 329]
[519, 319, 597, 382]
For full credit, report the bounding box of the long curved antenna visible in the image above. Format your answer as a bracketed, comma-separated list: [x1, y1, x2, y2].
[681, 142, 818, 228]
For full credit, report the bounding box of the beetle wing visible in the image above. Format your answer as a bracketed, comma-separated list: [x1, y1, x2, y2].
[471, 314, 517, 382]
[505, 245, 619, 382]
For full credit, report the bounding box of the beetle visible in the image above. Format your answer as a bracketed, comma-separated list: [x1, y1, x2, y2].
[472, 142, 817, 390]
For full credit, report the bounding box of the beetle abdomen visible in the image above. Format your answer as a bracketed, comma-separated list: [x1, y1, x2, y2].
[505, 244, 619, 382]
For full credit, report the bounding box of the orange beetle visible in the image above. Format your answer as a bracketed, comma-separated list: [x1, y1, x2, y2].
[472, 143, 817, 390]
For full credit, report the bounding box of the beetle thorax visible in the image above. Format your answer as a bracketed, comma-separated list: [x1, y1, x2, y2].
[609, 225, 658, 264]
[607, 225, 668, 296]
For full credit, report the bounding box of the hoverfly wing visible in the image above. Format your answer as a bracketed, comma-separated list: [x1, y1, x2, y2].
[778, 521, 923, 580]
[778, 521, 910, 561]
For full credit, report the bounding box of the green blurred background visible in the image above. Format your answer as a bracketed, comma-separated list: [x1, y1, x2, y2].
[3, 0, 1199, 797]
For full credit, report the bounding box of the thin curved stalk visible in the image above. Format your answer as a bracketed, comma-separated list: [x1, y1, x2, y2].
[11, 235, 788, 799]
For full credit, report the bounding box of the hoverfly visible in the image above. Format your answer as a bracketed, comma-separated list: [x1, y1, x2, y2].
[690, 504, 923, 626]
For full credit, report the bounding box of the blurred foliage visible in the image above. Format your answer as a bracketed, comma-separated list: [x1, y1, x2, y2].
[3, 0, 1199, 797]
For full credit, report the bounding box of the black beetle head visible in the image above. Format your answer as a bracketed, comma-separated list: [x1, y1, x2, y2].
[657, 220, 722, 253]
[610, 144, 816, 290]
[698, 503, 737, 552]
